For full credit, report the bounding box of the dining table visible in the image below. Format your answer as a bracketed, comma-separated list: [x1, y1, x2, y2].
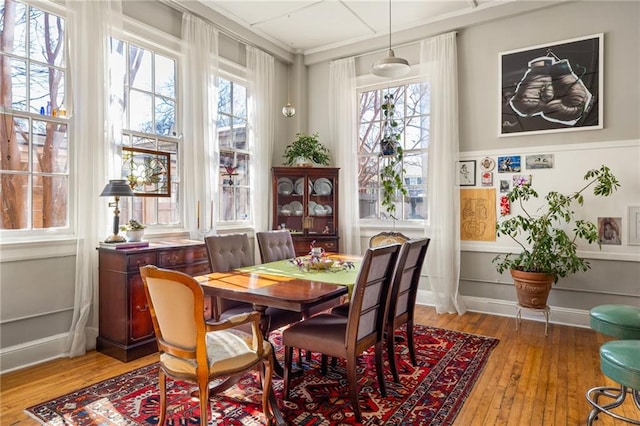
[194, 253, 361, 426]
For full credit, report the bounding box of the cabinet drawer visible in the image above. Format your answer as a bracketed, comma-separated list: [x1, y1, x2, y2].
[183, 246, 209, 263]
[175, 262, 211, 276]
[158, 249, 186, 267]
[127, 253, 157, 271]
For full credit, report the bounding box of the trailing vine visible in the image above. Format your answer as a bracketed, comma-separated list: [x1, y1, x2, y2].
[379, 93, 408, 221]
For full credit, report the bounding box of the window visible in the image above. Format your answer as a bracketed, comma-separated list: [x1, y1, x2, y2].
[1, 1, 69, 232]
[217, 76, 250, 224]
[108, 37, 179, 227]
[358, 82, 430, 221]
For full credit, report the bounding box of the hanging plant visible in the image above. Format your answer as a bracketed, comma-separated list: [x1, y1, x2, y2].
[379, 94, 408, 220]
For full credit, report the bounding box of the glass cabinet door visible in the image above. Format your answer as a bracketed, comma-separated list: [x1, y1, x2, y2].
[275, 172, 306, 235]
[306, 174, 336, 236]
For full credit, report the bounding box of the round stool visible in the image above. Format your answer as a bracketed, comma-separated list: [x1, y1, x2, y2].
[590, 305, 640, 339]
[586, 340, 640, 425]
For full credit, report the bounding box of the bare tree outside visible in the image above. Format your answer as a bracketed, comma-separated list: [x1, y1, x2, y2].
[1, 0, 68, 230]
[358, 82, 430, 221]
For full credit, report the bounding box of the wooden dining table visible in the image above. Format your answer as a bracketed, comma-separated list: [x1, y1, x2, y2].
[194, 254, 361, 426]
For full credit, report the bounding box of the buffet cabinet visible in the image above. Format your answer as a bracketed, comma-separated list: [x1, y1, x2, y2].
[272, 167, 340, 256]
[97, 240, 211, 362]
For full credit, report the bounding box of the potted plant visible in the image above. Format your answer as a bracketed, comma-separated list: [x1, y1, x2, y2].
[120, 219, 146, 242]
[493, 165, 620, 308]
[379, 94, 408, 221]
[283, 132, 330, 167]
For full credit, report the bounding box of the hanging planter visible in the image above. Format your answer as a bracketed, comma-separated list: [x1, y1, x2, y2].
[379, 93, 407, 220]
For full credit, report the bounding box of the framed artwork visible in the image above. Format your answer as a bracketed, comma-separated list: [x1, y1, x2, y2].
[629, 206, 640, 245]
[460, 188, 496, 241]
[499, 33, 603, 136]
[481, 171, 493, 187]
[497, 155, 521, 172]
[459, 160, 476, 186]
[598, 217, 622, 246]
[122, 147, 171, 197]
[525, 154, 554, 169]
[500, 179, 510, 193]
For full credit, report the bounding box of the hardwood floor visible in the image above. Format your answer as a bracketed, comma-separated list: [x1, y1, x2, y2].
[1, 306, 636, 425]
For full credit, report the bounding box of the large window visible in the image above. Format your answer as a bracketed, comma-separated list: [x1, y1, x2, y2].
[358, 82, 430, 221]
[1, 0, 69, 232]
[109, 37, 179, 227]
[217, 76, 250, 224]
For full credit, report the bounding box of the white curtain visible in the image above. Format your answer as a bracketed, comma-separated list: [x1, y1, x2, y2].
[66, 0, 123, 357]
[421, 32, 466, 315]
[247, 46, 274, 236]
[329, 58, 361, 255]
[182, 14, 219, 238]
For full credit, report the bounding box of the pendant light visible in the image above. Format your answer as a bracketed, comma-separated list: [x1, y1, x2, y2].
[371, 0, 410, 78]
[282, 65, 296, 118]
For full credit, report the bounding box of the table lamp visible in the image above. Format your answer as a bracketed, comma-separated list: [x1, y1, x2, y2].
[100, 179, 134, 243]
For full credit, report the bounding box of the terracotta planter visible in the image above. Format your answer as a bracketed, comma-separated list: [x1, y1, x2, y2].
[510, 269, 555, 309]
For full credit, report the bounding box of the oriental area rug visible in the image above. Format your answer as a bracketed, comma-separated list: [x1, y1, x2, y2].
[25, 325, 499, 425]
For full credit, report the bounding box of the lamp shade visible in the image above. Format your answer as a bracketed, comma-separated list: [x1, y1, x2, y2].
[100, 179, 134, 197]
[371, 49, 411, 78]
[282, 103, 296, 118]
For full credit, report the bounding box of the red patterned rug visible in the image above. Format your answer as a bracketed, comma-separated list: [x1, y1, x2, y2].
[25, 325, 498, 425]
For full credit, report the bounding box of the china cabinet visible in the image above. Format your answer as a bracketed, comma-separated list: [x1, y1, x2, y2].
[272, 167, 340, 256]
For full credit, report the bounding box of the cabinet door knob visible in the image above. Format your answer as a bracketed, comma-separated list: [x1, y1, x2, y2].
[136, 303, 149, 312]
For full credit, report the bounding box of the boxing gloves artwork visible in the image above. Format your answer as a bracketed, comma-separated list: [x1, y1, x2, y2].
[509, 56, 593, 126]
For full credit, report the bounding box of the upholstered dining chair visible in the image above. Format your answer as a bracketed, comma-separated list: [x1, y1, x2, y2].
[281, 244, 401, 422]
[369, 231, 410, 248]
[139, 265, 275, 426]
[329, 238, 430, 382]
[256, 229, 296, 263]
[205, 233, 301, 330]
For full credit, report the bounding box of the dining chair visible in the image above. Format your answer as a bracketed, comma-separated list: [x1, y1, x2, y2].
[139, 265, 275, 426]
[330, 238, 430, 382]
[256, 229, 297, 263]
[281, 244, 401, 422]
[205, 233, 301, 330]
[369, 231, 410, 248]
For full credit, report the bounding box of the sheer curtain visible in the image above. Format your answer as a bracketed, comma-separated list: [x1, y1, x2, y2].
[247, 46, 274, 236]
[329, 58, 361, 255]
[182, 14, 219, 238]
[66, 0, 123, 357]
[421, 32, 466, 314]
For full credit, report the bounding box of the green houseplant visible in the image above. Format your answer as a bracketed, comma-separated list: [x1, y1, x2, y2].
[283, 132, 330, 166]
[379, 94, 408, 221]
[493, 165, 620, 308]
[120, 219, 146, 242]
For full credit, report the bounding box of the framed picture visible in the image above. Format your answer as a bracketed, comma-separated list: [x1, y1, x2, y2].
[629, 206, 640, 245]
[499, 33, 603, 136]
[598, 217, 622, 246]
[525, 154, 554, 169]
[459, 160, 476, 186]
[497, 155, 521, 173]
[122, 147, 171, 197]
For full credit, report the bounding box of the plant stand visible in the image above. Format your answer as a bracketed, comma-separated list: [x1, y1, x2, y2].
[515, 303, 550, 336]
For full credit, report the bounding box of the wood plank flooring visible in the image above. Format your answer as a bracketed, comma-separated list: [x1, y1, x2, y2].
[1, 306, 636, 425]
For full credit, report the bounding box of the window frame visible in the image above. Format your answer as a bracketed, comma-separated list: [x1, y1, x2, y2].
[356, 74, 430, 227]
[0, 0, 72, 242]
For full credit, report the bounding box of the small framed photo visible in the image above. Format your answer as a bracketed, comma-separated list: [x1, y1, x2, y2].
[525, 154, 554, 169]
[500, 179, 511, 193]
[481, 171, 493, 187]
[459, 160, 476, 186]
[498, 155, 521, 172]
[513, 174, 532, 186]
[598, 217, 622, 245]
[629, 206, 640, 245]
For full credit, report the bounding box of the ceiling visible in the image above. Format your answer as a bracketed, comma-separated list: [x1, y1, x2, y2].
[198, 0, 501, 55]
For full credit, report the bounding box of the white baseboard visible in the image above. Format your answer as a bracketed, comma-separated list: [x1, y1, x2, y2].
[0, 333, 69, 374]
[416, 290, 591, 329]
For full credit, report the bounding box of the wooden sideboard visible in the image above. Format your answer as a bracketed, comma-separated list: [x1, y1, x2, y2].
[97, 239, 211, 362]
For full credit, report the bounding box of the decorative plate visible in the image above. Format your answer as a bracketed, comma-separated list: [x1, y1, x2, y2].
[314, 178, 332, 195]
[290, 201, 303, 215]
[280, 203, 292, 215]
[480, 157, 496, 172]
[277, 178, 294, 195]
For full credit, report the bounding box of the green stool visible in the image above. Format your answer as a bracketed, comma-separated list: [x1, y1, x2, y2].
[590, 305, 640, 339]
[586, 340, 640, 424]
[587, 304, 640, 424]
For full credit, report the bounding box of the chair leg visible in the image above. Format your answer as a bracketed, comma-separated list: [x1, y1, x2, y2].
[321, 354, 328, 375]
[386, 326, 400, 383]
[375, 341, 387, 397]
[198, 376, 210, 426]
[346, 353, 362, 423]
[261, 358, 274, 425]
[283, 345, 293, 400]
[407, 320, 417, 366]
[158, 370, 167, 426]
